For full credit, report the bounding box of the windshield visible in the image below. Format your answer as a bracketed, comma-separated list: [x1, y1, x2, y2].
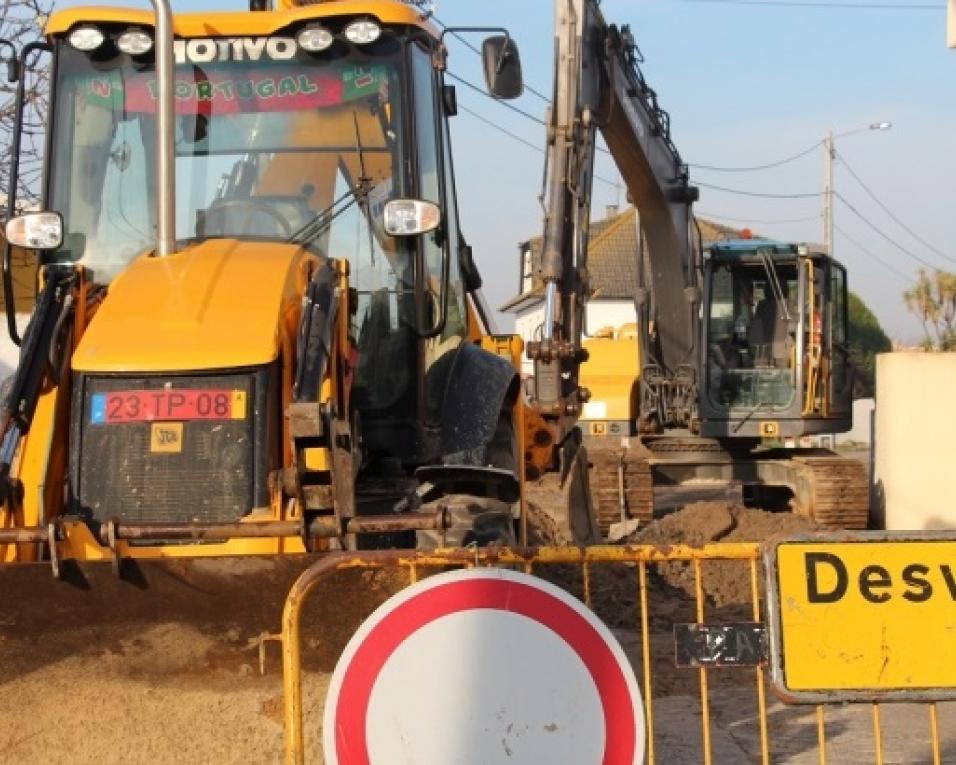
[49, 36, 424, 413]
[48, 38, 406, 282]
[706, 260, 799, 411]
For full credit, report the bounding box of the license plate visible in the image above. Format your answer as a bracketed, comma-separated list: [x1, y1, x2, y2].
[90, 389, 247, 424]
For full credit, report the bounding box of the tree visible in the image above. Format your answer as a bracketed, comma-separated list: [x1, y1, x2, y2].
[903, 269, 956, 351]
[848, 291, 891, 396]
[0, 1, 53, 218]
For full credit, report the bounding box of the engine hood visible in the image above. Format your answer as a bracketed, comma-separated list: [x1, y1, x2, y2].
[73, 240, 314, 373]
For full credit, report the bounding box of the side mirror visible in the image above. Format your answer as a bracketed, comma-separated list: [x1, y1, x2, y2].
[0, 39, 17, 83]
[383, 199, 440, 237]
[6, 211, 63, 250]
[482, 35, 523, 100]
[460, 240, 482, 292]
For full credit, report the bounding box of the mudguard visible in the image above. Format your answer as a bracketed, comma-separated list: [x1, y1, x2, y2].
[438, 341, 518, 457]
[293, 261, 339, 403]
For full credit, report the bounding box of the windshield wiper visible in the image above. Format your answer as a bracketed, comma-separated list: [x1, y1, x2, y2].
[288, 109, 377, 251]
[286, 177, 373, 247]
[733, 398, 770, 434]
[758, 249, 791, 323]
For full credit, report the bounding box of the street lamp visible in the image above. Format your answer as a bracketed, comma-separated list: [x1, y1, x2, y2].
[824, 121, 892, 255]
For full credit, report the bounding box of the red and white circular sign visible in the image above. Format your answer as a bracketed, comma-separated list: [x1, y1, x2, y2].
[323, 567, 645, 765]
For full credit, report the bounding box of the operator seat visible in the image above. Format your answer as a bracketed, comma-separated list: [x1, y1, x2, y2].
[749, 297, 792, 368]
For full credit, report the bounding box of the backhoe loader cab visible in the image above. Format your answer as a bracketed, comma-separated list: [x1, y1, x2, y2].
[700, 240, 851, 439]
[0, 2, 526, 572]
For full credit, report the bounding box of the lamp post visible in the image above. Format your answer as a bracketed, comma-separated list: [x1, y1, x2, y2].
[823, 121, 892, 255]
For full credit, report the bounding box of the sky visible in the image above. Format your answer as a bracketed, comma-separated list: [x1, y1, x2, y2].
[52, 0, 956, 342]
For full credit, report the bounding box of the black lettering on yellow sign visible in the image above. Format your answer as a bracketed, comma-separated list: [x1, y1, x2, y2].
[805, 553, 956, 604]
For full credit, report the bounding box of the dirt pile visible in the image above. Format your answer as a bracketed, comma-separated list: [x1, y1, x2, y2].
[573, 502, 820, 631]
[631, 501, 819, 608]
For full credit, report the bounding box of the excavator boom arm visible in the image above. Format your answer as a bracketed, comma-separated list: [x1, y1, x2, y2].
[530, 0, 699, 432]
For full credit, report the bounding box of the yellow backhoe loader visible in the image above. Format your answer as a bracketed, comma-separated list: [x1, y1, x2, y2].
[0, 0, 604, 622]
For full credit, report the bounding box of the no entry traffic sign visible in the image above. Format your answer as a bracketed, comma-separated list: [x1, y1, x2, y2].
[324, 567, 645, 764]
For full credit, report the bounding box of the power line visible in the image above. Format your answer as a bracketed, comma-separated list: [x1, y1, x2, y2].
[835, 149, 956, 267]
[694, 180, 824, 199]
[457, 103, 543, 154]
[834, 222, 916, 283]
[680, 0, 940, 9]
[445, 71, 545, 126]
[456, 102, 620, 188]
[447, 69, 613, 156]
[835, 191, 938, 269]
[696, 210, 822, 224]
[432, 16, 552, 105]
[448, 69, 621, 165]
[690, 140, 822, 173]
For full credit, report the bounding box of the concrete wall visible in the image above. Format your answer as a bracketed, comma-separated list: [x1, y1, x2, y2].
[0, 314, 29, 379]
[835, 398, 874, 445]
[874, 352, 956, 530]
[583, 300, 636, 335]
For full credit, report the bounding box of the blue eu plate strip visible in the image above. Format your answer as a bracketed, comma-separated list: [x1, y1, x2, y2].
[90, 394, 106, 424]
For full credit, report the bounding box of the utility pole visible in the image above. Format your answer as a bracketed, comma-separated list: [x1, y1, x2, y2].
[824, 130, 834, 256]
[823, 122, 890, 257]
[949, 0, 955, 47]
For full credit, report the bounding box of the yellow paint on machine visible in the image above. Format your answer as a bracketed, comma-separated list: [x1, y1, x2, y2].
[775, 539, 956, 692]
[46, 1, 438, 38]
[72, 240, 316, 372]
[579, 324, 639, 422]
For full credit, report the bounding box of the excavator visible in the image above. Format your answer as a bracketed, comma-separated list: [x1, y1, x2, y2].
[526, 0, 870, 537]
[0, 0, 568, 600]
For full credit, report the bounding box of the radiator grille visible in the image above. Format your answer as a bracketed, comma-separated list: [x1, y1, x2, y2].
[75, 373, 256, 524]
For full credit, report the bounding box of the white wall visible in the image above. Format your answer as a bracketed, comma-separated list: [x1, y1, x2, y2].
[582, 300, 636, 336]
[835, 398, 874, 445]
[514, 308, 544, 374]
[512, 300, 637, 374]
[874, 353, 956, 530]
[0, 314, 29, 379]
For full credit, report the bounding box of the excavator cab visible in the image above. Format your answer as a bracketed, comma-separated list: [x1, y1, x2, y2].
[700, 240, 851, 440]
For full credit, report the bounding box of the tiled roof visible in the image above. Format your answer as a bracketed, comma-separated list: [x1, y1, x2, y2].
[500, 207, 751, 312]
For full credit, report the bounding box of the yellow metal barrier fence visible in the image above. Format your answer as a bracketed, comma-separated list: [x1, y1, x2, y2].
[273, 545, 949, 765]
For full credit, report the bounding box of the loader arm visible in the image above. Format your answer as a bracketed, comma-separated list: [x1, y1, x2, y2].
[529, 0, 699, 435]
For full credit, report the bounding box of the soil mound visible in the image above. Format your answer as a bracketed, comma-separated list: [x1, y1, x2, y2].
[632, 501, 819, 608]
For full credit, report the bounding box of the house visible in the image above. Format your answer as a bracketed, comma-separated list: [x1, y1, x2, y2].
[499, 205, 747, 373]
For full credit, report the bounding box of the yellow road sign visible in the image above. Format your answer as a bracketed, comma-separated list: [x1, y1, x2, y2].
[766, 534, 956, 702]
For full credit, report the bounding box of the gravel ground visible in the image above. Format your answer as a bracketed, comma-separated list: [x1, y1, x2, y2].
[2, 496, 952, 764]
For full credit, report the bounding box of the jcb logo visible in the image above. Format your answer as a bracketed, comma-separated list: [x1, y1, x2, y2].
[150, 422, 184, 454]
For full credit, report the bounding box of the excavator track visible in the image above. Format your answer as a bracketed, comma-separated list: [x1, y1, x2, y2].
[790, 454, 870, 529]
[588, 443, 654, 535]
